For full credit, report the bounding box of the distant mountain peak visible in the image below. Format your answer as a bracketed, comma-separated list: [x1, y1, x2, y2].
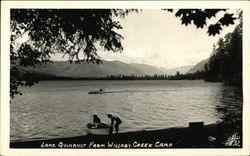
[187, 58, 209, 74]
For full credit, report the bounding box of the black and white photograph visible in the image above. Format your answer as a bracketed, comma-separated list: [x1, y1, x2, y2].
[1, 1, 250, 156]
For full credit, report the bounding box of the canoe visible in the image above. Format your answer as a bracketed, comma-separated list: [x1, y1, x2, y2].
[86, 123, 110, 135]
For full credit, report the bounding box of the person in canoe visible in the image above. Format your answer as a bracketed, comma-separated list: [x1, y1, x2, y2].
[93, 115, 101, 123]
[107, 114, 122, 134]
[99, 88, 104, 91]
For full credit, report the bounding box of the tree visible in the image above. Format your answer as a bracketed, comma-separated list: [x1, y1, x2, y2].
[10, 9, 137, 98]
[204, 11, 242, 85]
[10, 9, 240, 98]
[165, 9, 238, 36]
[176, 71, 180, 76]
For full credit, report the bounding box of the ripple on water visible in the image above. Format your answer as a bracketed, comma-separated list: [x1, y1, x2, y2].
[10, 80, 242, 142]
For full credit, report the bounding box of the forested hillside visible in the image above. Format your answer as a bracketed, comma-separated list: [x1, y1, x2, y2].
[204, 13, 242, 86]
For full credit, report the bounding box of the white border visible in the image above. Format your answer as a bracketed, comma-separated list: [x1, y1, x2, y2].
[1, 1, 250, 156]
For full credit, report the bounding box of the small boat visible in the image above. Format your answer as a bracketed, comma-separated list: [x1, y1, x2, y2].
[86, 123, 110, 135]
[88, 90, 105, 94]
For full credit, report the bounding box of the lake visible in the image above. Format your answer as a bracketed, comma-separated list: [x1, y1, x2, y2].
[10, 80, 243, 142]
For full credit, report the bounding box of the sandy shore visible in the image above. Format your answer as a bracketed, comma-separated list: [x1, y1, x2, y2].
[10, 123, 242, 148]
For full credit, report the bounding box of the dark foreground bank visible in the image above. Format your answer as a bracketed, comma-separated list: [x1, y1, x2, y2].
[10, 123, 242, 148]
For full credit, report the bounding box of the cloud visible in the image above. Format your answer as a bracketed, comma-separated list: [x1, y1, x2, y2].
[52, 9, 237, 69]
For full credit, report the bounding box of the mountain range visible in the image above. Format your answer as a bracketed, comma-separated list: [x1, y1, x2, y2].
[17, 59, 207, 79]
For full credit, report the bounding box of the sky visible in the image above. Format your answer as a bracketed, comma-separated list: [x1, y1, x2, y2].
[52, 9, 238, 69]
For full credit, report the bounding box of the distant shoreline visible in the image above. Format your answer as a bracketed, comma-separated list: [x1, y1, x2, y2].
[25, 76, 241, 87]
[25, 77, 205, 81]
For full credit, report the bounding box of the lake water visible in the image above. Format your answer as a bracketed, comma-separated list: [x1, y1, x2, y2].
[10, 80, 243, 142]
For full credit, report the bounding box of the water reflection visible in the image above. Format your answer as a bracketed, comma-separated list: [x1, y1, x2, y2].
[216, 86, 243, 143]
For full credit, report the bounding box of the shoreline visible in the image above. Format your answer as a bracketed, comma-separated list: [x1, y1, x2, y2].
[10, 123, 241, 148]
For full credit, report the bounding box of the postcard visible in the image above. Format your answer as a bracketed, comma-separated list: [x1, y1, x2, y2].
[1, 1, 250, 156]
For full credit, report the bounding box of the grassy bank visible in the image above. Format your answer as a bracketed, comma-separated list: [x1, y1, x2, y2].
[10, 123, 242, 148]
